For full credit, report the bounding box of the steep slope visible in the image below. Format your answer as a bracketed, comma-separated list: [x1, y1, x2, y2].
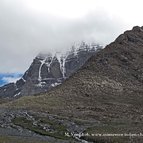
[10, 26, 143, 113]
[0, 43, 102, 98]
[5, 26, 143, 142]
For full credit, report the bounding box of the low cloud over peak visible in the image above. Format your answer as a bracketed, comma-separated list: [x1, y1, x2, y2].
[0, 0, 129, 73]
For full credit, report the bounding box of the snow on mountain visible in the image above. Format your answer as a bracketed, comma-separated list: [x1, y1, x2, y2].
[0, 42, 102, 98]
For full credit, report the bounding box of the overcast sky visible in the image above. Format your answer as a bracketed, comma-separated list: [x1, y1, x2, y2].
[0, 0, 143, 73]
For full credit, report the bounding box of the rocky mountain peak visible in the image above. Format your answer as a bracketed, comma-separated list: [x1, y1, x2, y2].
[132, 26, 143, 32]
[0, 42, 102, 98]
[115, 26, 143, 45]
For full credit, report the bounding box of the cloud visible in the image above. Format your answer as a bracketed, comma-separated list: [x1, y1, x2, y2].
[0, 73, 22, 86]
[2, 77, 20, 84]
[0, 0, 129, 73]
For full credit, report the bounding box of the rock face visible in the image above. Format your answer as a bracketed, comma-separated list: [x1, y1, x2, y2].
[0, 42, 102, 98]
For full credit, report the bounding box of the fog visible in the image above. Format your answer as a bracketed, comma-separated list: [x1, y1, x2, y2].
[0, 0, 138, 73]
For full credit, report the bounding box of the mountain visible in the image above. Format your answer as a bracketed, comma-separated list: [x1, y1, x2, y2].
[3, 26, 143, 143]
[0, 42, 102, 98]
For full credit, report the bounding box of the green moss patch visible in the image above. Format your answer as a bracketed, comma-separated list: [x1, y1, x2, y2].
[12, 117, 70, 140]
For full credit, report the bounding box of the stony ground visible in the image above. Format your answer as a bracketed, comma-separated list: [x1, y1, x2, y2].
[0, 108, 92, 143]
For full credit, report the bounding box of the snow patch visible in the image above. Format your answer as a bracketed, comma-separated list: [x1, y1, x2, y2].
[51, 82, 61, 87]
[37, 81, 46, 87]
[14, 92, 21, 97]
[56, 52, 67, 79]
[38, 58, 47, 82]
[61, 56, 66, 78]
[21, 77, 26, 82]
[46, 57, 53, 73]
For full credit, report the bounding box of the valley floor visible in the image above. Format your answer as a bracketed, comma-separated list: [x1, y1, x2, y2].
[0, 108, 143, 143]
